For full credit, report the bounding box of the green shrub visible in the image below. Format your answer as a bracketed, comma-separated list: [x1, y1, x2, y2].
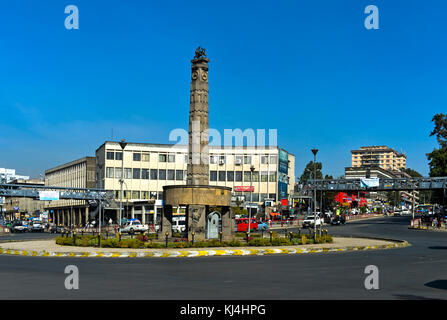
[248, 238, 271, 246]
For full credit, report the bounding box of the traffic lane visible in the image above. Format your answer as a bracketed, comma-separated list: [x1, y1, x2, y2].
[1, 246, 446, 300]
[0, 231, 57, 242]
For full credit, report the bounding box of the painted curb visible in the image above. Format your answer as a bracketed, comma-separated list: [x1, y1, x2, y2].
[0, 240, 410, 259]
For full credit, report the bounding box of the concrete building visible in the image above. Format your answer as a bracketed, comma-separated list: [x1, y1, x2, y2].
[351, 146, 406, 171]
[44, 157, 96, 226]
[96, 141, 295, 224]
[0, 168, 29, 183]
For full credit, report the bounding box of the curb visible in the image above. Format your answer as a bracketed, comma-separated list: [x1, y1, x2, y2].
[0, 240, 410, 259]
[408, 226, 447, 232]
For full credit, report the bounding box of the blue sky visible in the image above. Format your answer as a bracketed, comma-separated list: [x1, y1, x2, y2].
[0, 0, 446, 179]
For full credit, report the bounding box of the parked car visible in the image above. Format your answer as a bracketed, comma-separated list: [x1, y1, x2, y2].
[302, 215, 324, 228]
[331, 215, 346, 225]
[121, 220, 148, 234]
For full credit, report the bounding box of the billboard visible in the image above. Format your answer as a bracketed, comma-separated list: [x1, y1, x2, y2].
[360, 178, 379, 188]
[278, 149, 288, 174]
[39, 191, 60, 201]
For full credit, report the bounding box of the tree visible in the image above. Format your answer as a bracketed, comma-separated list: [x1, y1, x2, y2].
[324, 174, 334, 180]
[427, 113, 447, 177]
[299, 161, 323, 182]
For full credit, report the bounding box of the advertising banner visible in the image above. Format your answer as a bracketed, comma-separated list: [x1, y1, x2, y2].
[360, 178, 379, 188]
[39, 191, 60, 201]
[233, 186, 254, 192]
[278, 149, 288, 174]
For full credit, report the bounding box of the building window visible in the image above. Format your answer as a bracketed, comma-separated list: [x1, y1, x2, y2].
[167, 169, 175, 180]
[269, 194, 276, 201]
[106, 152, 115, 160]
[218, 171, 226, 181]
[141, 191, 149, 199]
[261, 171, 268, 182]
[235, 171, 242, 182]
[133, 153, 141, 161]
[235, 155, 243, 165]
[244, 172, 251, 182]
[210, 155, 218, 164]
[244, 155, 252, 164]
[270, 155, 277, 164]
[159, 154, 167, 162]
[115, 152, 123, 160]
[115, 168, 122, 179]
[124, 168, 132, 179]
[252, 193, 259, 202]
[133, 168, 141, 179]
[168, 154, 175, 163]
[261, 155, 269, 164]
[132, 191, 140, 199]
[141, 169, 149, 180]
[123, 191, 131, 200]
[150, 169, 158, 180]
[176, 170, 184, 181]
[142, 153, 150, 162]
[260, 193, 268, 201]
[159, 169, 166, 180]
[210, 171, 217, 181]
[106, 167, 114, 178]
[269, 172, 277, 182]
[252, 171, 259, 182]
[219, 155, 225, 165]
[227, 171, 234, 181]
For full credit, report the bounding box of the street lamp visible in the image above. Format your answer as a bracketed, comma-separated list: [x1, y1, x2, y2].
[118, 139, 127, 229]
[311, 148, 318, 240]
[248, 165, 255, 238]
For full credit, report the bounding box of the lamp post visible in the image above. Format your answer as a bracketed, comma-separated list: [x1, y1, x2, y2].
[119, 139, 127, 230]
[248, 165, 255, 238]
[311, 148, 318, 240]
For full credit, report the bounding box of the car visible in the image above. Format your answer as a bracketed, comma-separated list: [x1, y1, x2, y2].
[257, 221, 269, 231]
[331, 215, 346, 225]
[172, 216, 186, 233]
[120, 220, 148, 234]
[30, 220, 44, 232]
[11, 221, 28, 233]
[50, 225, 67, 234]
[302, 215, 324, 228]
[400, 209, 411, 216]
[393, 209, 402, 217]
[235, 218, 258, 232]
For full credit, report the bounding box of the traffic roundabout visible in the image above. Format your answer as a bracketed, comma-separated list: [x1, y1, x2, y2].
[0, 237, 410, 258]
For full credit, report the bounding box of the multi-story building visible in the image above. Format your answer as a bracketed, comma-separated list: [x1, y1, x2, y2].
[0, 168, 29, 183]
[44, 157, 96, 226]
[351, 146, 406, 171]
[96, 141, 295, 224]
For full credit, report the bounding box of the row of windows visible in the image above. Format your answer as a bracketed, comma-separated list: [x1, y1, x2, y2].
[115, 191, 277, 202]
[105, 167, 278, 182]
[106, 151, 279, 165]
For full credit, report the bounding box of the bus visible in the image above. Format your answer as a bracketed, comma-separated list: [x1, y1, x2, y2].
[416, 204, 433, 216]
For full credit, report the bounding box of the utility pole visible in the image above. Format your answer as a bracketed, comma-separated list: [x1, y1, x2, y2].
[311, 148, 318, 240]
[119, 139, 127, 230]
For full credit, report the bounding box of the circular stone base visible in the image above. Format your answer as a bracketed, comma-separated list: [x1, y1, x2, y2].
[163, 185, 232, 207]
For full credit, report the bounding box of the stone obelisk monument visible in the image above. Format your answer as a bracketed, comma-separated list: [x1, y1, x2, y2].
[187, 47, 210, 186]
[162, 47, 233, 242]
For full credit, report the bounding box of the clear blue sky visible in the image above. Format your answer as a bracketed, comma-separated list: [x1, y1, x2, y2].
[0, 0, 446, 179]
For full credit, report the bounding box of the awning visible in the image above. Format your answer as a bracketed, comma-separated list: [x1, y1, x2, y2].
[270, 212, 280, 216]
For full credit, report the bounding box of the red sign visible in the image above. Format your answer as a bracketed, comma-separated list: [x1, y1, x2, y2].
[281, 199, 288, 206]
[234, 186, 254, 192]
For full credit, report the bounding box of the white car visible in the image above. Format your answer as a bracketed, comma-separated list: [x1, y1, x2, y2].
[120, 221, 148, 234]
[302, 215, 324, 228]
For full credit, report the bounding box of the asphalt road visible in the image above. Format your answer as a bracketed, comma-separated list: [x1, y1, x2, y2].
[0, 216, 446, 300]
